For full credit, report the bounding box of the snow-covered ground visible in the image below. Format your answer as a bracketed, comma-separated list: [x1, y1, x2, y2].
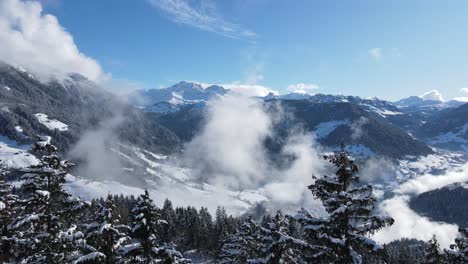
[427, 123, 468, 152]
[0, 136, 38, 168]
[35, 113, 69, 131]
[313, 120, 349, 138]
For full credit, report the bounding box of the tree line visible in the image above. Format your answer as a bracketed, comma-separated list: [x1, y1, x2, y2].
[0, 138, 466, 263]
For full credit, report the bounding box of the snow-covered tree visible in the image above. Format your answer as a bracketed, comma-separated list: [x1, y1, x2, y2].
[160, 199, 177, 243]
[9, 136, 87, 263]
[220, 212, 325, 264]
[446, 228, 468, 263]
[424, 235, 446, 264]
[83, 194, 130, 264]
[0, 166, 17, 262]
[299, 145, 394, 263]
[253, 211, 326, 263]
[122, 189, 190, 263]
[218, 217, 261, 263]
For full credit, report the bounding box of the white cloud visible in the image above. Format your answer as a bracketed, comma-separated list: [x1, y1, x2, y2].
[182, 94, 326, 211]
[396, 163, 468, 195]
[350, 117, 369, 141]
[373, 195, 459, 248]
[453, 97, 468, 102]
[452, 88, 468, 102]
[223, 82, 277, 97]
[148, 0, 256, 41]
[420, 90, 444, 101]
[368, 48, 382, 60]
[373, 163, 468, 248]
[196, 81, 278, 97]
[0, 0, 105, 81]
[286, 83, 319, 94]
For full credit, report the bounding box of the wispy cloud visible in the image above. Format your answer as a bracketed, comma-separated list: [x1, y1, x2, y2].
[195, 81, 277, 97]
[461, 87, 468, 94]
[368, 47, 382, 60]
[148, 0, 256, 41]
[286, 83, 319, 94]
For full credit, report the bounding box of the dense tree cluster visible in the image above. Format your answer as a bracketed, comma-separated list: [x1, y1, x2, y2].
[1, 140, 466, 263]
[0, 137, 189, 263]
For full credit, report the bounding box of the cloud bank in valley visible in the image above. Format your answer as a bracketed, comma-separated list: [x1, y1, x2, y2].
[374, 163, 468, 248]
[396, 163, 468, 195]
[182, 93, 326, 211]
[0, 0, 104, 81]
[373, 195, 459, 248]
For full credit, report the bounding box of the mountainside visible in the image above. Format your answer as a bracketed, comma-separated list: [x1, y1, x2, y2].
[150, 88, 434, 158]
[410, 182, 468, 228]
[0, 62, 180, 154]
[128, 81, 228, 113]
[415, 103, 468, 151]
[268, 99, 433, 158]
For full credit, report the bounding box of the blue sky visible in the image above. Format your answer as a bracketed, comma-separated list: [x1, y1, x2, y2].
[22, 0, 468, 100]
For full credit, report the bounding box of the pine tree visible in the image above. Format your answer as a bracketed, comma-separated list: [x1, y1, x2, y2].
[424, 235, 446, 264]
[9, 136, 87, 263]
[0, 165, 17, 262]
[160, 199, 177, 243]
[299, 145, 394, 263]
[198, 207, 213, 251]
[122, 189, 190, 263]
[218, 217, 261, 263]
[219, 212, 325, 264]
[254, 211, 326, 263]
[83, 194, 130, 264]
[446, 228, 468, 263]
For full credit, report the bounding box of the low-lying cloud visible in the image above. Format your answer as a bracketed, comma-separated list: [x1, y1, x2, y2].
[182, 93, 326, 209]
[69, 114, 126, 181]
[373, 195, 459, 248]
[350, 117, 369, 141]
[374, 162, 468, 248]
[396, 163, 468, 195]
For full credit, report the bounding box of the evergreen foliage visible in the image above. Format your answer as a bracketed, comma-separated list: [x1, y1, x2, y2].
[0, 142, 463, 263]
[299, 144, 395, 263]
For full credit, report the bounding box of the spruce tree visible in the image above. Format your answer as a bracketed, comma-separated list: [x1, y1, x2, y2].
[299, 144, 394, 263]
[254, 211, 326, 263]
[446, 228, 468, 263]
[83, 194, 130, 264]
[9, 136, 87, 263]
[424, 235, 446, 264]
[0, 166, 17, 262]
[220, 212, 326, 264]
[218, 217, 261, 263]
[160, 199, 177, 243]
[123, 189, 190, 263]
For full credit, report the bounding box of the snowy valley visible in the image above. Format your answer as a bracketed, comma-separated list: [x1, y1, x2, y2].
[1, 63, 467, 263]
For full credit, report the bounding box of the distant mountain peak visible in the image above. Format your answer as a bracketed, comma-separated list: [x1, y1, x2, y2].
[127, 81, 229, 113]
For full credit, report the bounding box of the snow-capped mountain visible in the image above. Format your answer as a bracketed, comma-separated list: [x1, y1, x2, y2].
[128, 81, 228, 113]
[1, 63, 467, 217]
[154, 93, 433, 158]
[394, 95, 465, 119]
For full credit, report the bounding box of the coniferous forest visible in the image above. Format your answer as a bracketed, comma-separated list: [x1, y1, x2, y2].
[0, 138, 467, 264]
